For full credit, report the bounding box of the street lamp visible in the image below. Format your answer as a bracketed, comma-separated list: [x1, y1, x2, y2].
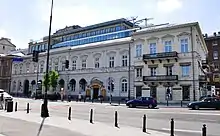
[41, 0, 54, 118]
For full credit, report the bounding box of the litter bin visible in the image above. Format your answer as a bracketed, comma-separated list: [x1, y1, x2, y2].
[7, 100, 13, 112]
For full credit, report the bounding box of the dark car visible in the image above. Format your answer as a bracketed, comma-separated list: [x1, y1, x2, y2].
[187, 97, 220, 110]
[126, 97, 157, 108]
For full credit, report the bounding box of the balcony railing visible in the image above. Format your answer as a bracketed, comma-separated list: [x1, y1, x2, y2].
[143, 51, 178, 60]
[143, 75, 178, 81]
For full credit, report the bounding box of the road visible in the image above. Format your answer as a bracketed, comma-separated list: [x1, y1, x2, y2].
[13, 98, 220, 136]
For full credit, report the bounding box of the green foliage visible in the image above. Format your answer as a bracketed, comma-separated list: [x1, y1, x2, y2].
[43, 70, 59, 91]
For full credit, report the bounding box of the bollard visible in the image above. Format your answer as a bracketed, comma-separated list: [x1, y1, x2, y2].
[68, 107, 71, 120]
[143, 114, 146, 132]
[181, 100, 183, 107]
[170, 118, 174, 136]
[92, 99, 94, 103]
[167, 100, 169, 106]
[90, 109, 93, 123]
[202, 124, 206, 136]
[114, 111, 118, 127]
[15, 102, 17, 112]
[101, 99, 102, 104]
[27, 103, 29, 114]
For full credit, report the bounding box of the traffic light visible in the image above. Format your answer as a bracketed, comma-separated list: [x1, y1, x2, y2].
[32, 50, 39, 62]
[65, 60, 69, 69]
[111, 82, 114, 91]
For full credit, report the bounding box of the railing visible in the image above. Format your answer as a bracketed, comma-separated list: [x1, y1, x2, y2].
[143, 51, 178, 60]
[143, 75, 178, 81]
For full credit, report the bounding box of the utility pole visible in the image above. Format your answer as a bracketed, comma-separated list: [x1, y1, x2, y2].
[41, 0, 53, 118]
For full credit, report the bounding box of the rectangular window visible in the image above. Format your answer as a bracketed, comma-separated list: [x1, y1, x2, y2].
[181, 65, 190, 76]
[122, 55, 128, 67]
[150, 67, 156, 76]
[150, 43, 156, 54]
[180, 39, 188, 53]
[26, 64, 30, 73]
[166, 66, 173, 75]
[54, 64, 59, 71]
[136, 44, 142, 57]
[164, 41, 172, 52]
[213, 51, 218, 60]
[62, 62, 65, 71]
[40, 64, 44, 73]
[95, 58, 100, 68]
[19, 66, 22, 74]
[136, 68, 142, 77]
[212, 41, 218, 46]
[109, 57, 114, 68]
[82, 60, 86, 69]
[72, 60, 76, 70]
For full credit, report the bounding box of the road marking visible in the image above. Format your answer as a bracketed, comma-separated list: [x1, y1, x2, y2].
[152, 111, 220, 116]
[162, 128, 201, 133]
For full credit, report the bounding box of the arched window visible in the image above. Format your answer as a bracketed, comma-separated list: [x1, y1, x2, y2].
[121, 79, 128, 92]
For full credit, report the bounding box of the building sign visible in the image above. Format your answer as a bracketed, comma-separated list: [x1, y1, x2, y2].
[143, 75, 178, 81]
[12, 58, 23, 62]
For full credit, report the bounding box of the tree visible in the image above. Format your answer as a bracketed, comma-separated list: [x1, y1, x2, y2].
[49, 70, 59, 92]
[43, 70, 59, 92]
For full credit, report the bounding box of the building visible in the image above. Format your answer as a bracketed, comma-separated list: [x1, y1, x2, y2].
[204, 32, 220, 95]
[0, 37, 16, 54]
[0, 37, 16, 92]
[10, 19, 208, 102]
[11, 18, 135, 100]
[133, 22, 208, 102]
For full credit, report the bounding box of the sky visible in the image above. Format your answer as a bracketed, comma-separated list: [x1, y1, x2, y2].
[0, 0, 220, 49]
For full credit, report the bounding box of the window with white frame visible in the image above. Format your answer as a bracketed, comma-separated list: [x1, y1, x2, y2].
[54, 62, 59, 71]
[136, 68, 142, 77]
[181, 65, 190, 76]
[14, 65, 18, 74]
[121, 79, 128, 92]
[150, 43, 156, 54]
[150, 67, 156, 76]
[19, 65, 23, 74]
[109, 56, 114, 68]
[164, 40, 172, 52]
[72, 60, 76, 70]
[180, 38, 188, 53]
[122, 55, 128, 67]
[135, 44, 142, 57]
[82, 59, 86, 69]
[40, 63, 44, 73]
[95, 58, 100, 68]
[62, 61, 65, 71]
[34, 64, 37, 73]
[26, 63, 30, 73]
[213, 51, 218, 60]
[165, 66, 173, 75]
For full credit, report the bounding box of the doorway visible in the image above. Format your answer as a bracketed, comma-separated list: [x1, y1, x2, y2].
[23, 80, 29, 97]
[93, 88, 99, 99]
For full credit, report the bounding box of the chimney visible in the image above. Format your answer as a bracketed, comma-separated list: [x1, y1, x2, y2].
[205, 33, 208, 38]
[214, 32, 217, 36]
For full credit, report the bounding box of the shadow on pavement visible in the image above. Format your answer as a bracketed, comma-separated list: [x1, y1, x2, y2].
[37, 117, 46, 136]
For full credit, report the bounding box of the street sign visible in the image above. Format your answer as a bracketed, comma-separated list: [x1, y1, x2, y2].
[12, 58, 23, 62]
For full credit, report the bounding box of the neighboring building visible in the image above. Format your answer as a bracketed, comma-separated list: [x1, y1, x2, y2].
[0, 37, 16, 54]
[133, 22, 208, 102]
[10, 19, 208, 102]
[204, 32, 220, 95]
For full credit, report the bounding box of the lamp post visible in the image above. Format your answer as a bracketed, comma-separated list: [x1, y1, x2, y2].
[41, 0, 54, 118]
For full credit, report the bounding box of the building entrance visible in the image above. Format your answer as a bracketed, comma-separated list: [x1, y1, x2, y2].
[93, 86, 99, 99]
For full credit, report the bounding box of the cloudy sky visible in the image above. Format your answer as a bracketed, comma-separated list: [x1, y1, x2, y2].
[0, 0, 220, 48]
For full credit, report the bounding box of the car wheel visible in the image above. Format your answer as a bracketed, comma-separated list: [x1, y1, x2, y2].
[194, 105, 199, 110]
[129, 104, 133, 108]
[148, 104, 153, 109]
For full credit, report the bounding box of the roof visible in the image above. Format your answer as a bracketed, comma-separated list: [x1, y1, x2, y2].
[0, 37, 16, 47]
[52, 18, 133, 37]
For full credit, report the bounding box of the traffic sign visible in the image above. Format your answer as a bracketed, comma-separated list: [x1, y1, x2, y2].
[12, 58, 23, 62]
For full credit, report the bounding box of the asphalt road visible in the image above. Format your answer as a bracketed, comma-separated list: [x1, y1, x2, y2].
[13, 98, 220, 136]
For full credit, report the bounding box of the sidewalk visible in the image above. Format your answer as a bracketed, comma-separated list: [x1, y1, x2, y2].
[0, 111, 169, 136]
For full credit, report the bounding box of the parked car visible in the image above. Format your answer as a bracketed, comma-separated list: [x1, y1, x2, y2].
[187, 97, 220, 110]
[0, 89, 13, 102]
[126, 97, 157, 108]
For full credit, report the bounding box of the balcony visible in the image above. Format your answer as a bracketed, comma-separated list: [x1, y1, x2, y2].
[143, 75, 178, 81]
[143, 52, 178, 63]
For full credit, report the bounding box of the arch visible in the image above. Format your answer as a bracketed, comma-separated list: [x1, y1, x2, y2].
[59, 79, 65, 88]
[79, 78, 87, 92]
[69, 79, 76, 91]
[121, 78, 128, 92]
[23, 80, 29, 96]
